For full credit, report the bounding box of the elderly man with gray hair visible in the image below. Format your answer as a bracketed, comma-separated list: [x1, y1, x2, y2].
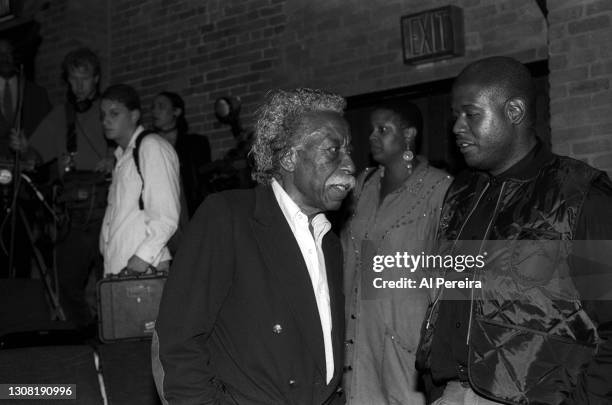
[154, 88, 356, 405]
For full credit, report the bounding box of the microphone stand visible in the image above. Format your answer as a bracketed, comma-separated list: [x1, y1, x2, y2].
[21, 173, 59, 222]
[16, 206, 65, 321]
[7, 65, 24, 278]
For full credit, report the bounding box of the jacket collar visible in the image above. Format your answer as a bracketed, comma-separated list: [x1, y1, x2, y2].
[463, 138, 555, 185]
[492, 138, 554, 182]
[251, 184, 329, 379]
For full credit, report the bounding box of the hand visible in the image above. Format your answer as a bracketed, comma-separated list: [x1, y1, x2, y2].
[126, 255, 151, 273]
[9, 128, 27, 152]
[95, 156, 115, 174]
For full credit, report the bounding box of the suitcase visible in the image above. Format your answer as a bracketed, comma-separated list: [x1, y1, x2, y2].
[97, 271, 167, 343]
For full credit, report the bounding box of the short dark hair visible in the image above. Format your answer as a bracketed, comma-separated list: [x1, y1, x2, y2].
[373, 100, 423, 153]
[62, 47, 101, 81]
[101, 84, 141, 111]
[454, 56, 536, 126]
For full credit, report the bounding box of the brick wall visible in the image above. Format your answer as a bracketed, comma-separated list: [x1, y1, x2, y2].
[108, 0, 285, 158]
[548, 0, 612, 177]
[35, 0, 109, 105]
[278, 0, 546, 96]
[34, 0, 548, 160]
[32, 0, 612, 175]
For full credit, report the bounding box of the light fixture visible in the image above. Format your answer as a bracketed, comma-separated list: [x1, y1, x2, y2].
[214, 96, 243, 138]
[0, 168, 12, 185]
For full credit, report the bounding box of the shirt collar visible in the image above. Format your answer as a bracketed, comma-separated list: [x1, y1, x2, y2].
[271, 178, 330, 239]
[114, 125, 145, 159]
[492, 137, 553, 182]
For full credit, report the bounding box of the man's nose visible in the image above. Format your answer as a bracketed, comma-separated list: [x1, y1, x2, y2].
[453, 116, 466, 135]
[341, 152, 355, 175]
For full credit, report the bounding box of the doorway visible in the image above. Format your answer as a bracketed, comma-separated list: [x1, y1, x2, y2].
[344, 60, 549, 176]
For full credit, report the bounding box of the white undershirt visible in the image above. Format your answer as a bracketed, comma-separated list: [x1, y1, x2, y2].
[271, 179, 334, 384]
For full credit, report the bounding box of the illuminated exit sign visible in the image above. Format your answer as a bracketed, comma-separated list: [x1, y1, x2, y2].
[401, 6, 464, 64]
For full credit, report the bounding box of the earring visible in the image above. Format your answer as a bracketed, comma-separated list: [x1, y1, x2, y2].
[402, 150, 414, 170]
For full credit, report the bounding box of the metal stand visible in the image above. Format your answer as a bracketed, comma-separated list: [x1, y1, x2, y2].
[0, 176, 65, 321]
[7, 65, 25, 278]
[3, 66, 66, 320]
[7, 150, 20, 278]
[18, 206, 66, 321]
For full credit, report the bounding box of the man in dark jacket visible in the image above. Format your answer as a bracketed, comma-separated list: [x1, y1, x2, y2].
[416, 56, 612, 404]
[11, 47, 111, 331]
[153, 88, 356, 404]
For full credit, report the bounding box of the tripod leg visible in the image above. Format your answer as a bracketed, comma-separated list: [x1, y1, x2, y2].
[18, 208, 66, 321]
[8, 153, 22, 278]
[7, 196, 18, 278]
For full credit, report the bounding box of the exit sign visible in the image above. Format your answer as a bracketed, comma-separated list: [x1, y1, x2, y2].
[401, 6, 464, 64]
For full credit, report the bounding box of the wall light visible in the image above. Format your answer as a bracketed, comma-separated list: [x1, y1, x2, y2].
[214, 96, 243, 138]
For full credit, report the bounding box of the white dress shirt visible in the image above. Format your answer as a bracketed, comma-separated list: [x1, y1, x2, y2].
[271, 179, 334, 384]
[100, 125, 181, 275]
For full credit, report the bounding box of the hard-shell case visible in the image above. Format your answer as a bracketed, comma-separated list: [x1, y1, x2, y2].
[97, 271, 167, 343]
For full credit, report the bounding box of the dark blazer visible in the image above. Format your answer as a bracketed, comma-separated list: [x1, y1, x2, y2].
[0, 79, 50, 158]
[154, 185, 345, 405]
[175, 132, 211, 217]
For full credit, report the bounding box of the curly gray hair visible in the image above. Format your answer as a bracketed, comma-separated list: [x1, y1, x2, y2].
[250, 88, 346, 184]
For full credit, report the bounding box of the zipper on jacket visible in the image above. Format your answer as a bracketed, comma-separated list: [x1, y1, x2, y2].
[426, 182, 491, 329]
[466, 181, 506, 345]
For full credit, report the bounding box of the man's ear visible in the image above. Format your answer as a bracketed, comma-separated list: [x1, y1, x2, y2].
[279, 147, 297, 172]
[506, 98, 526, 125]
[130, 109, 141, 126]
[403, 127, 417, 149]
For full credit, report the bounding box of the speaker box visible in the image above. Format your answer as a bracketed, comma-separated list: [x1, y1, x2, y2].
[0, 279, 83, 349]
[0, 345, 103, 404]
[0, 321, 83, 349]
[0, 279, 50, 335]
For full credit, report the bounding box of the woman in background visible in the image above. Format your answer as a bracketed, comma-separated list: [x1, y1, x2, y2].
[152, 91, 211, 217]
[342, 101, 452, 405]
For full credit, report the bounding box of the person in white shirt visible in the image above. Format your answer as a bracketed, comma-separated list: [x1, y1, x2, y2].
[153, 88, 356, 404]
[99, 84, 180, 275]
